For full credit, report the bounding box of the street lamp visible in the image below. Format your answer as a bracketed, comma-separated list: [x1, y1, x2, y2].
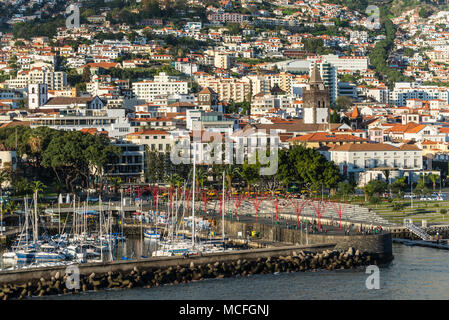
[321, 182, 324, 202]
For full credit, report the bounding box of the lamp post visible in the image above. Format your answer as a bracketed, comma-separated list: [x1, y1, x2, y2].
[321, 182, 324, 202]
[410, 172, 413, 209]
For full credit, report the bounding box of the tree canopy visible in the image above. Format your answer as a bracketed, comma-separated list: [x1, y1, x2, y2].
[0, 125, 120, 193]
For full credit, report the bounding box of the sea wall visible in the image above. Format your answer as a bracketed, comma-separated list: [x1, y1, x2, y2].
[216, 219, 393, 262]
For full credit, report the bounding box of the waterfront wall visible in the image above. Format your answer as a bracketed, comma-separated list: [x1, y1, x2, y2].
[215, 219, 393, 261]
[0, 243, 334, 285]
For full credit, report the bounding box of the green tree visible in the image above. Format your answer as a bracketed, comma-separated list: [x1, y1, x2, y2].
[428, 173, 439, 191]
[363, 179, 388, 201]
[277, 145, 342, 193]
[390, 177, 406, 197]
[195, 166, 208, 190]
[330, 110, 341, 123]
[41, 131, 120, 191]
[81, 67, 91, 82]
[241, 159, 260, 192]
[338, 181, 355, 199]
[335, 96, 353, 112]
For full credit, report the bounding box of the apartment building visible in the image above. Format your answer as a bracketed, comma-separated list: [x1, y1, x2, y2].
[308, 60, 338, 104]
[320, 54, 369, 71]
[207, 12, 250, 24]
[104, 140, 145, 183]
[28, 108, 132, 138]
[125, 129, 172, 153]
[391, 83, 449, 106]
[214, 52, 234, 70]
[198, 77, 251, 103]
[6, 67, 67, 90]
[132, 73, 189, 102]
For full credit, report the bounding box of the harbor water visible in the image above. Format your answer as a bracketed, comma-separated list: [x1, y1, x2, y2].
[34, 243, 449, 300]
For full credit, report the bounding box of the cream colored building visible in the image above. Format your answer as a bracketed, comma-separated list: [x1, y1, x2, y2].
[198, 77, 251, 103]
[5, 67, 67, 90]
[214, 52, 234, 70]
[125, 130, 172, 153]
[132, 73, 189, 102]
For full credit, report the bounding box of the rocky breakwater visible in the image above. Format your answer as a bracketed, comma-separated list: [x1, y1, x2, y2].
[0, 247, 381, 300]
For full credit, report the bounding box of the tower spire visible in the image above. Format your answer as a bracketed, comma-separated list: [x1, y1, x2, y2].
[310, 64, 323, 84]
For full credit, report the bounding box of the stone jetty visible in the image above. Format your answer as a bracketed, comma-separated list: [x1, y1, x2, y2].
[0, 247, 378, 300]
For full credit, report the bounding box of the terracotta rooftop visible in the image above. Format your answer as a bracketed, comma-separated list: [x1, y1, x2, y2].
[288, 132, 368, 143]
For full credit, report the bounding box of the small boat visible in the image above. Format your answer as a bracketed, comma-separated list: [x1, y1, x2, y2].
[144, 228, 161, 240]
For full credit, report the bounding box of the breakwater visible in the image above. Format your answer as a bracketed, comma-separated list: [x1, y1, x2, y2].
[0, 244, 380, 300]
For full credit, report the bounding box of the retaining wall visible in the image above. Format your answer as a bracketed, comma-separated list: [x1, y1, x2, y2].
[216, 219, 393, 262]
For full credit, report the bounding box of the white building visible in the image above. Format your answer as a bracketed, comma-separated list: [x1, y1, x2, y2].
[6, 67, 67, 90]
[28, 108, 132, 138]
[328, 143, 423, 186]
[390, 83, 449, 106]
[320, 54, 369, 71]
[132, 72, 189, 102]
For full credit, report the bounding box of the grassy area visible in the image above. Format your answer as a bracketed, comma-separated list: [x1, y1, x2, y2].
[364, 199, 449, 225]
[326, 193, 449, 225]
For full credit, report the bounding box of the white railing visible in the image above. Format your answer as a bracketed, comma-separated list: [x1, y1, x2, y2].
[404, 222, 431, 241]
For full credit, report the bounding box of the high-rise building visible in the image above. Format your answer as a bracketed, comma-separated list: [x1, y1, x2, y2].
[308, 60, 337, 105]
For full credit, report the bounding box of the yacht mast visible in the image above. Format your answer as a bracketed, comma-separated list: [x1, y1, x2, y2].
[33, 189, 38, 245]
[192, 145, 196, 249]
[25, 196, 28, 248]
[222, 171, 225, 249]
[100, 195, 103, 261]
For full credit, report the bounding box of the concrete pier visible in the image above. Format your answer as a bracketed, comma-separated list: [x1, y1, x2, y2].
[0, 243, 334, 285]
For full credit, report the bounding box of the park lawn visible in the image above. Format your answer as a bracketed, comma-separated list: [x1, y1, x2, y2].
[366, 200, 449, 224]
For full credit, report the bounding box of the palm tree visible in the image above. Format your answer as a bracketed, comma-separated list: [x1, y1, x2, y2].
[174, 174, 183, 190]
[167, 173, 182, 189]
[0, 169, 11, 195]
[195, 167, 208, 190]
[4, 201, 18, 216]
[223, 165, 242, 192]
[382, 169, 390, 184]
[110, 177, 122, 194]
[428, 173, 439, 191]
[29, 180, 45, 196]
